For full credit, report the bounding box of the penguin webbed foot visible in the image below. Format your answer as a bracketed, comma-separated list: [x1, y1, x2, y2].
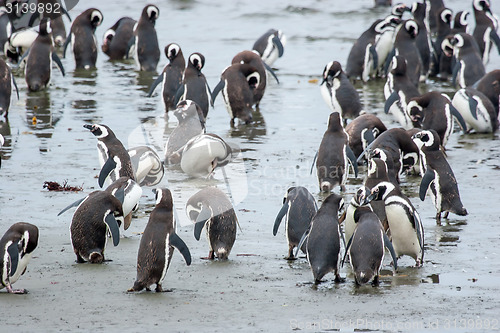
[371, 275, 380, 286]
[156, 284, 173, 293]
[435, 212, 442, 225]
[334, 274, 345, 283]
[6, 285, 28, 294]
[201, 251, 215, 260]
[284, 255, 297, 261]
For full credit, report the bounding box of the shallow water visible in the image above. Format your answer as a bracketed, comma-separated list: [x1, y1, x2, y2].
[1, 0, 500, 331]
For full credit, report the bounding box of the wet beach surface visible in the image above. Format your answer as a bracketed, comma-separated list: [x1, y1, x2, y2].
[1, 0, 500, 331]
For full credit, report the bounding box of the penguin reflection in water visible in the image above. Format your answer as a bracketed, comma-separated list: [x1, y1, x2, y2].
[128, 188, 191, 292]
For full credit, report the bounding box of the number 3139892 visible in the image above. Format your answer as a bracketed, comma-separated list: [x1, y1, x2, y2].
[5, 2, 61, 14]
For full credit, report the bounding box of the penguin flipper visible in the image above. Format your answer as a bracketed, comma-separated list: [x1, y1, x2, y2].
[451, 61, 461, 88]
[356, 139, 376, 164]
[61, 5, 72, 21]
[147, 74, 164, 97]
[362, 128, 376, 147]
[205, 81, 214, 107]
[263, 62, 280, 84]
[211, 79, 225, 103]
[369, 44, 378, 70]
[383, 233, 398, 270]
[272, 34, 284, 57]
[450, 104, 467, 132]
[18, 48, 30, 65]
[125, 37, 135, 60]
[170, 233, 192, 266]
[52, 52, 66, 76]
[411, 210, 424, 256]
[62, 34, 71, 58]
[383, 50, 396, 76]
[309, 150, 318, 175]
[104, 213, 120, 246]
[490, 29, 500, 55]
[273, 202, 289, 236]
[98, 157, 117, 188]
[342, 234, 354, 267]
[468, 94, 479, 120]
[419, 168, 435, 201]
[58, 197, 87, 216]
[193, 206, 211, 241]
[346, 146, 359, 178]
[113, 188, 125, 205]
[384, 91, 399, 114]
[7, 241, 20, 276]
[294, 227, 310, 258]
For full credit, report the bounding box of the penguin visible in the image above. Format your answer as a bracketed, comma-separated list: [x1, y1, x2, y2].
[0, 57, 18, 118]
[211, 62, 260, 125]
[343, 186, 371, 251]
[128, 188, 191, 292]
[147, 43, 185, 112]
[252, 29, 285, 67]
[345, 113, 387, 160]
[101, 17, 136, 60]
[66, 190, 124, 263]
[127, 145, 164, 187]
[3, 27, 36, 63]
[131, 4, 160, 71]
[453, 11, 469, 34]
[472, 0, 500, 66]
[475, 69, 500, 112]
[412, 129, 468, 222]
[452, 87, 498, 133]
[406, 91, 467, 147]
[164, 100, 206, 165]
[365, 181, 424, 267]
[316, 112, 358, 192]
[179, 133, 232, 178]
[430, 7, 453, 79]
[304, 193, 345, 284]
[186, 187, 237, 260]
[231, 50, 279, 107]
[64, 8, 103, 69]
[175, 52, 213, 118]
[0, 9, 12, 55]
[83, 124, 135, 187]
[425, 0, 445, 36]
[24, 18, 65, 92]
[411, 1, 433, 81]
[344, 207, 398, 285]
[370, 15, 402, 79]
[320, 61, 362, 125]
[0, 222, 38, 294]
[273, 186, 317, 260]
[384, 55, 420, 130]
[441, 33, 485, 88]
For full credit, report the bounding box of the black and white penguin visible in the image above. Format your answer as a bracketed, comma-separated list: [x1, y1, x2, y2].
[187, 187, 237, 260]
[411, 1, 433, 81]
[0, 9, 12, 55]
[441, 32, 485, 88]
[430, 7, 453, 78]
[131, 4, 160, 71]
[24, 18, 65, 92]
[66, 190, 124, 263]
[345, 113, 387, 160]
[252, 29, 285, 67]
[384, 55, 420, 129]
[472, 0, 500, 66]
[453, 11, 469, 33]
[147, 43, 185, 112]
[425, 0, 445, 36]
[452, 87, 498, 133]
[101, 17, 136, 60]
[304, 193, 344, 284]
[343, 186, 371, 251]
[127, 145, 164, 186]
[344, 207, 397, 285]
[0, 57, 18, 118]
[365, 181, 424, 267]
[64, 8, 103, 69]
[475, 69, 500, 112]
[316, 112, 358, 192]
[179, 133, 232, 178]
[412, 130, 468, 222]
[175, 52, 212, 118]
[83, 124, 135, 187]
[212, 62, 260, 125]
[164, 100, 205, 165]
[388, 19, 422, 86]
[406, 91, 467, 147]
[273, 186, 317, 260]
[370, 15, 403, 79]
[320, 61, 362, 125]
[128, 188, 191, 292]
[3, 26, 37, 64]
[0, 222, 38, 294]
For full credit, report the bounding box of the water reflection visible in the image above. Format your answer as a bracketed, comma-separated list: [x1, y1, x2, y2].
[228, 108, 267, 142]
[26, 90, 62, 134]
[0, 117, 11, 161]
[73, 68, 98, 87]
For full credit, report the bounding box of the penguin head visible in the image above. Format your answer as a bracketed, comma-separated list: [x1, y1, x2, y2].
[83, 124, 111, 139]
[439, 8, 453, 27]
[473, 0, 490, 12]
[144, 5, 160, 23]
[246, 69, 260, 90]
[366, 182, 395, 202]
[441, 35, 455, 57]
[189, 53, 205, 72]
[407, 100, 424, 126]
[102, 29, 115, 50]
[88, 9, 103, 29]
[352, 186, 370, 207]
[368, 148, 388, 164]
[322, 61, 342, 85]
[412, 129, 441, 151]
[367, 157, 389, 179]
[404, 19, 419, 38]
[174, 100, 206, 126]
[165, 43, 181, 62]
[391, 3, 410, 18]
[39, 18, 51, 36]
[153, 188, 173, 208]
[327, 112, 342, 132]
[454, 11, 469, 31]
[383, 15, 402, 29]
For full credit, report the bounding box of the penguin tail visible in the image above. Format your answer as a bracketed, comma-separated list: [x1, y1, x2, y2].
[320, 181, 333, 192]
[89, 251, 104, 264]
[216, 248, 229, 260]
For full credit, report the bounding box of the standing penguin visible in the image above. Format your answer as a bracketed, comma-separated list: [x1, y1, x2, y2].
[0, 222, 39, 294]
[472, 0, 500, 66]
[411, 2, 433, 81]
[64, 8, 103, 69]
[366, 181, 424, 267]
[252, 29, 285, 67]
[274, 186, 317, 260]
[101, 17, 136, 60]
[452, 87, 498, 133]
[343, 186, 371, 246]
[211, 62, 260, 125]
[83, 124, 135, 187]
[316, 112, 358, 192]
[431, 7, 453, 79]
[0, 57, 18, 118]
[147, 43, 186, 112]
[344, 207, 398, 285]
[345, 113, 387, 160]
[412, 130, 468, 222]
[25, 18, 65, 92]
[304, 193, 345, 284]
[131, 4, 160, 71]
[187, 187, 237, 260]
[164, 100, 206, 165]
[175, 52, 212, 118]
[320, 61, 362, 125]
[128, 188, 191, 292]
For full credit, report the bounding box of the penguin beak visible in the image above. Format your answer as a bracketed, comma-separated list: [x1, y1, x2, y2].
[362, 191, 378, 205]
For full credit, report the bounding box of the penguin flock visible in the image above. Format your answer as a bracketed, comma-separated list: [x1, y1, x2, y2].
[0, 0, 498, 296]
